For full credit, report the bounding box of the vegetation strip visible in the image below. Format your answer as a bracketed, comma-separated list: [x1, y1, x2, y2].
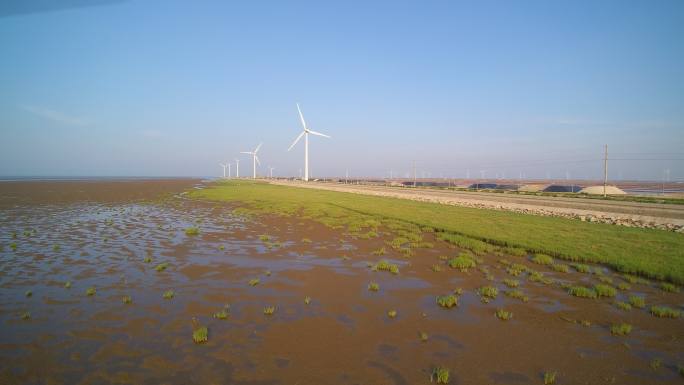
[190, 180, 684, 284]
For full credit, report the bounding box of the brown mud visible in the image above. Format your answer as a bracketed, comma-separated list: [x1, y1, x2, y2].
[0, 180, 683, 384]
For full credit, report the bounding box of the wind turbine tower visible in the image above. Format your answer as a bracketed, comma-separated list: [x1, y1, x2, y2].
[241, 143, 262, 179]
[219, 163, 227, 178]
[235, 159, 240, 178]
[287, 103, 330, 181]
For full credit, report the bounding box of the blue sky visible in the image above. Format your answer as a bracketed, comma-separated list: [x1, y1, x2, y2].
[1, 0, 682, 180]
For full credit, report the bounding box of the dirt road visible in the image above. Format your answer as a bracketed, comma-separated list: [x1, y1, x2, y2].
[268, 180, 684, 231]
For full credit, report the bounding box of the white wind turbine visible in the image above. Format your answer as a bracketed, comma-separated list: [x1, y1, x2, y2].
[287, 103, 330, 181]
[235, 159, 240, 178]
[219, 163, 227, 178]
[241, 143, 262, 179]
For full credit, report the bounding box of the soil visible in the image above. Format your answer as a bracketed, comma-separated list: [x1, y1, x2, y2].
[0, 180, 683, 385]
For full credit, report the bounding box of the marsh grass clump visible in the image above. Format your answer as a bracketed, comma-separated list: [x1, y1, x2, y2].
[610, 322, 632, 336]
[505, 289, 529, 302]
[155, 262, 169, 272]
[650, 305, 680, 318]
[10, 242, 17, 251]
[661, 282, 679, 293]
[373, 260, 399, 274]
[368, 282, 380, 292]
[64, 281, 71, 289]
[21, 312, 30, 320]
[594, 284, 617, 298]
[431, 264, 442, 272]
[419, 331, 428, 342]
[304, 296, 311, 305]
[503, 279, 519, 288]
[572, 263, 591, 273]
[507, 263, 526, 276]
[372, 247, 387, 256]
[387, 309, 397, 318]
[192, 318, 208, 344]
[617, 282, 631, 291]
[249, 278, 260, 286]
[163, 290, 175, 299]
[25, 290, 32, 297]
[495, 309, 513, 320]
[528, 271, 552, 285]
[263, 306, 276, 315]
[568, 286, 597, 299]
[615, 301, 632, 311]
[628, 295, 645, 308]
[301, 238, 312, 244]
[122, 295, 132, 304]
[143, 256, 152, 263]
[531, 253, 553, 266]
[448, 253, 477, 272]
[431, 367, 449, 384]
[86, 287, 96, 296]
[551, 264, 570, 273]
[478, 286, 498, 303]
[218, 244, 225, 251]
[185, 227, 200, 236]
[258, 234, 271, 242]
[650, 358, 662, 370]
[597, 276, 613, 284]
[213, 309, 229, 319]
[543, 371, 557, 385]
[52, 244, 60, 252]
[436, 294, 458, 308]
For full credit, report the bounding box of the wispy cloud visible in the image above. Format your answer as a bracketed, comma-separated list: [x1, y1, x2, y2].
[20, 105, 90, 126]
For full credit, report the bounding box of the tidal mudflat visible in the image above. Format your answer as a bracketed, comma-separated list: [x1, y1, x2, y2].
[1, 180, 683, 384]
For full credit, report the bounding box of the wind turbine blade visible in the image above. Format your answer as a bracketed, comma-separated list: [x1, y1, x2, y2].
[296, 103, 307, 130]
[287, 131, 305, 151]
[254, 142, 262, 153]
[255, 156, 261, 166]
[308, 130, 330, 138]
[240, 151, 252, 155]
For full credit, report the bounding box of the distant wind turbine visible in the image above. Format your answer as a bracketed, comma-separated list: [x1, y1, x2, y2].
[268, 166, 275, 178]
[241, 143, 262, 179]
[228, 163, 232, 178]
[287, 103, 330, 181]
[219, 163, 227, 178]
[235, 159, 240, 178]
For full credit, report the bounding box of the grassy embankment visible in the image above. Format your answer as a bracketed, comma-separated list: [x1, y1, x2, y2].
[189, 180, 684, 284]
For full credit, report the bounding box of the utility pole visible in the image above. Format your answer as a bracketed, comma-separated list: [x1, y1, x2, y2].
[412, 161, 417, 187]
[603, 144, 608, 197]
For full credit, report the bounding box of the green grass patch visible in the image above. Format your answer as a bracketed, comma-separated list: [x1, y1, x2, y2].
[615, 301, 632, 311]
[495, 309, 513, 320]
[610, 322, 632, 336]
[419, 331, 429, 342]
[544, 371, 557, 385]
[628, 295, 645, 308]
[551, 263, 570, 273]
[163, 290, 174, 299]
[21, 312, 30, 320]
[192, 324, 208, 343]
[571, 263, 591, 273]
[478, 286, 498, 302]
[431, 367, 449, 384]
[25, 290, 32, 297]
[650, 305, 680, 318]
[507, 263, 527, 276]
[304, 296, 311, 305]
[661, 282, 679, 292]
[189, 180, 684, 284]
[263, 306, 276, 315]
[368, 282, 380, 291]
[213, 309, 229, 319]
[448, 253, 477, 271]
[531, 253, 554, 266]
[594, 284, 617, 298]
[371, 247, 387, 256]
[387, 309, 397, 318]
[155, 262, 169, 272]
[373, 260, 399, 274]
[64, 281, 71, 289]
[436, 294, 458, 308]
[568, 286, 597, 299]
[185, 226, 200, 236]
[86, 287, 96, 296]
[249, 278, 260, 286]
[503, 279, 519, 288]
[122, 295, 132, 304]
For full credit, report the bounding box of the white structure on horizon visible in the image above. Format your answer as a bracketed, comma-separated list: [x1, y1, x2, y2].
[268, 166, 275, 178]
[287, 103, 330, 181]
[228, 163, 232, 178]
[235, 159, 240, 178]
[241, 143, 262, 179]
[219, 163, 228, 178]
